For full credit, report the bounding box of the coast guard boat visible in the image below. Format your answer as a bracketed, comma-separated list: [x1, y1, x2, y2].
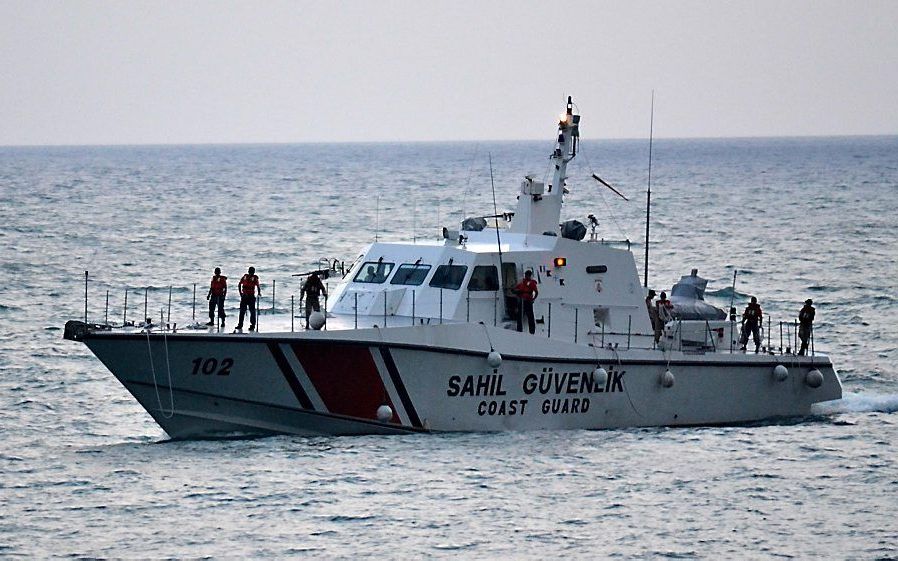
[64, 98, 842, 438]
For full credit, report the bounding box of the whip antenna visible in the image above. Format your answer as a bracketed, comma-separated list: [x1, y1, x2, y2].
[729, 270, 738, 312]
[489, 153, 505, 289]
[643, 91, 655, 288]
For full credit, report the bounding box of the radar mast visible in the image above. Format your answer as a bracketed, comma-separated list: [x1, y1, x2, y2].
[509, 96, 580, 235]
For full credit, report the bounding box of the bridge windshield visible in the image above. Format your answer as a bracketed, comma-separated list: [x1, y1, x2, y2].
[429, 264, 468, 290]
[390, 263, 432, 286]
[353, 261, 395, 284]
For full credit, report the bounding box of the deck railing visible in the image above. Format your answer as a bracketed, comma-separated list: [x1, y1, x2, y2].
[78, 270, 817, 356]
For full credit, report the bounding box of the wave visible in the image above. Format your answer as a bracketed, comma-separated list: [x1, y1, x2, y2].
[811, 392, 898, 415]
[806, 285, 832, 292]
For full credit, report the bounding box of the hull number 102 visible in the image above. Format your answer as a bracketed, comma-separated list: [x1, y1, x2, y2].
[191, 357, 234, 376]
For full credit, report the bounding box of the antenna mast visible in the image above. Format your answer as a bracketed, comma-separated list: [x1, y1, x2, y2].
[489, 153, 505, 284]
[643, 91, 655, 288]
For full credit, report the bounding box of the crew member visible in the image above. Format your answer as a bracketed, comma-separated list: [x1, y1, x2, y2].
[740, 296, 763, 352]
[645, 289, 661, 343]
[236, 266, 261, 331]
[363, 265, 376, 282]
[513, 270, 538, 334]
[206, 267, 227, 327]
[300, 271, 328, 329]
[798, 298, 816, 356]
[656, 291, 674, 323]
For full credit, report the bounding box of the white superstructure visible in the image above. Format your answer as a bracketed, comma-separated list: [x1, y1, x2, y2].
[327, 97, 653, 348]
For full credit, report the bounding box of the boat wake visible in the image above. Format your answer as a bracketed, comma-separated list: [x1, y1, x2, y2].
[811, 392, 898, 415]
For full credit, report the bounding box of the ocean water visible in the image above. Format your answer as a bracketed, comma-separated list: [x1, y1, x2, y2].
[1, 136, 897, 558]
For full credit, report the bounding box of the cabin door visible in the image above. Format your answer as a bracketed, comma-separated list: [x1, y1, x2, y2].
[502, 262, 518, 320]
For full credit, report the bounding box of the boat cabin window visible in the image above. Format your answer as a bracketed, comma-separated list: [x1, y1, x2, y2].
[467, 265, 499, 291]
[429, 264, 468, 290]
[390, 263, 432, 286]
[353, 261, 395, 284]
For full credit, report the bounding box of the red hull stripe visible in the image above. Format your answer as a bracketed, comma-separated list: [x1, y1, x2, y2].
[291, 343, 399, 423]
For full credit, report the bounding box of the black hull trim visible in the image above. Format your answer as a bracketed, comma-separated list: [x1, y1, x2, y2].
[379, 346, 423, 428]
[124, 380, 428, 437]
[266, 342, 314, 410]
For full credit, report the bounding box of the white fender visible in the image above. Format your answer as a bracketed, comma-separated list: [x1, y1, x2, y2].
[660, 369, 675, 388]
[805, 369, 823, 388]
[487, 351, 502, 368]
[773, 364, 789, 382]
[593, 367, 608, 388]
[376, 405, 394, 421]
[308, 311, 326, 330]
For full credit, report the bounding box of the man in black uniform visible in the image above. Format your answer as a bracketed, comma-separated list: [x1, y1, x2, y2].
[646, 289, 661, 344]
[740, 296, 763, 353]
[798, 298, 816, 356]
[301, 272, 328, 329]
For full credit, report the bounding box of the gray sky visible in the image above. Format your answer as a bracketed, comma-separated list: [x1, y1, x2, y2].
[2, 0, 897, 145]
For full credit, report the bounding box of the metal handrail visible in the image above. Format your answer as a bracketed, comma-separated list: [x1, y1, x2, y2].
[77, 270, 821, 358]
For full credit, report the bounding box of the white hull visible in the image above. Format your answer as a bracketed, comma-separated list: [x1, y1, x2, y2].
[71, 323, 842, 439]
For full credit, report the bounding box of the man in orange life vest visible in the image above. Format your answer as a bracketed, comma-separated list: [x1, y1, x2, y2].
[513, 270, 539, 334]
[740, 296, 763, 353]
[206, 267, 227, 327]
[236, 266, 261, 331]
